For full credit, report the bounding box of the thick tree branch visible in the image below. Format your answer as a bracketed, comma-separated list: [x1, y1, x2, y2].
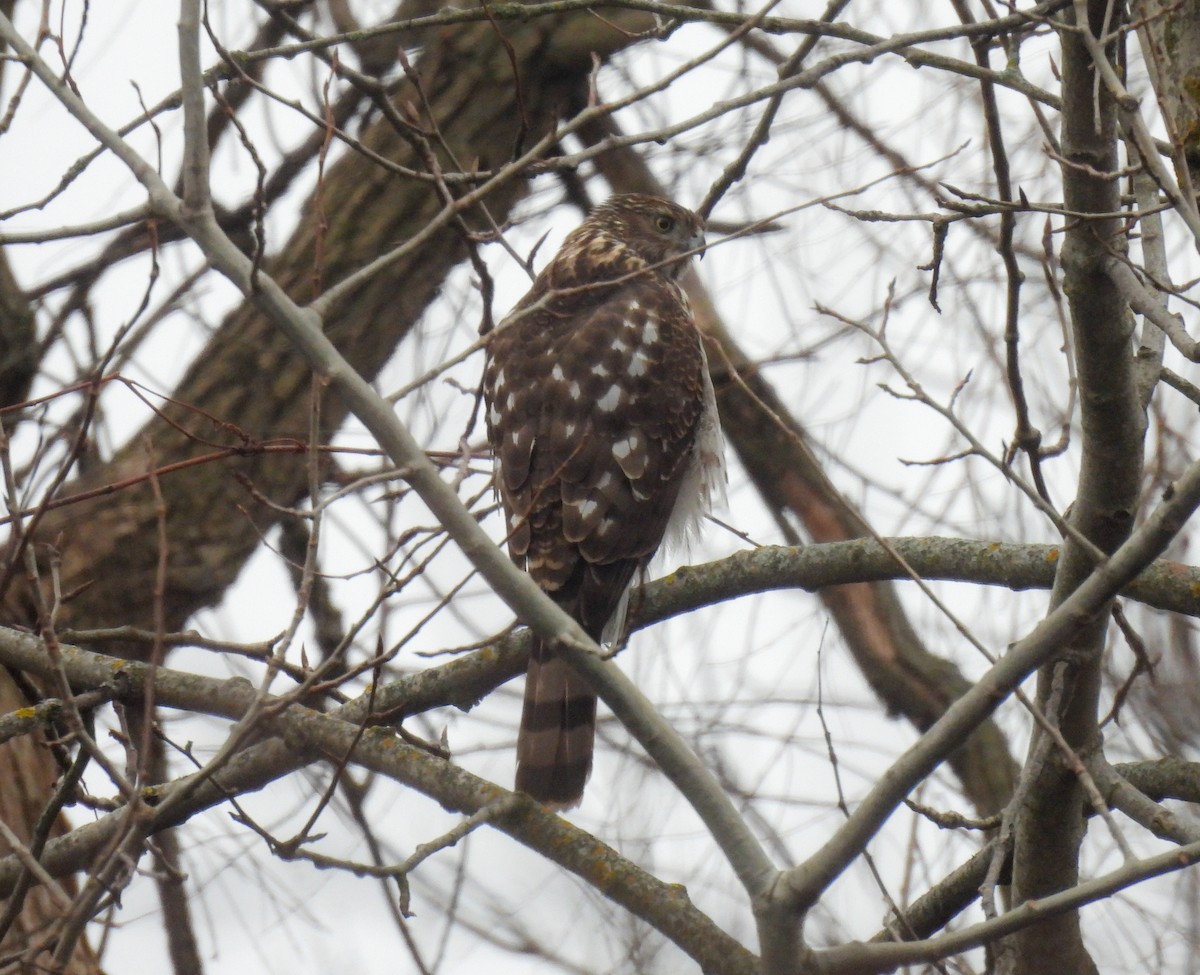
[0, 626, 758, 975]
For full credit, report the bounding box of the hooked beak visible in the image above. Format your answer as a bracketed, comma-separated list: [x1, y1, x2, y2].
[690, 230, 707, 261]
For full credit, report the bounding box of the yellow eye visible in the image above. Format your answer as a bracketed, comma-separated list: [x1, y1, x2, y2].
[655, 215, 675, 232]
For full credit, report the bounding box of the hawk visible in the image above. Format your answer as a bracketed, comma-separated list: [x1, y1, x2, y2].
[483, 194, 724, 808]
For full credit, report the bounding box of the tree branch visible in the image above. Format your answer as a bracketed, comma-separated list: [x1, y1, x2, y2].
[0, 625, 758, 975]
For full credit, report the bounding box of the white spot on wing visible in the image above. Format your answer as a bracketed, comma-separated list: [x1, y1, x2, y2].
[629, 351, 650, 377]
[568, 380, 582, 399]
[551, 364, 565, 381]
[597, 385, 623, 412]
[612, 433, 640, 460]
[643, 319, 659, 344]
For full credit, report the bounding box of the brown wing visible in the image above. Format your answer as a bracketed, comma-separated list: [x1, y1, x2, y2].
[482, 194, 713, 807]
[485, 277, 705, 638]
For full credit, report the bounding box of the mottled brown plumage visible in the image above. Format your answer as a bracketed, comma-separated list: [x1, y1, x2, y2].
[484, 194, 723, 807]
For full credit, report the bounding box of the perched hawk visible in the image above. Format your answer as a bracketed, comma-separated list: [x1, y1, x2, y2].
[483, 194, 724, 808]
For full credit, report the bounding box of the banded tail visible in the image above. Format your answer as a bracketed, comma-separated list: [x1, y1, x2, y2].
[515, 637, 597, 808]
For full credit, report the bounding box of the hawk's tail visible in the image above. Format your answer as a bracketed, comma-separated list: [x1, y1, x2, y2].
[516, 636, 596, 808]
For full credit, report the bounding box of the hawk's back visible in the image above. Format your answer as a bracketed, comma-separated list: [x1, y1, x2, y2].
[484, 194, 723, 806]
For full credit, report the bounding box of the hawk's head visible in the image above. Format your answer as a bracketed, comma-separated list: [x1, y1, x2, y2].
[577, 194, 706, 279]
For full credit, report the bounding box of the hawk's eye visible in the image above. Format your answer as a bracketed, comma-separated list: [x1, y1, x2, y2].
[655, 215, 675, 232]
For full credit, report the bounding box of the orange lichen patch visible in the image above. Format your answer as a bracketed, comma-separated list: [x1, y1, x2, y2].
[1046, 548, 1060, 563]
[588, 853, 619, 890]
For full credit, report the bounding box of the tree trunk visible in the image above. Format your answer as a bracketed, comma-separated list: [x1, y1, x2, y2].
[1011, 4, 1143, 972]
